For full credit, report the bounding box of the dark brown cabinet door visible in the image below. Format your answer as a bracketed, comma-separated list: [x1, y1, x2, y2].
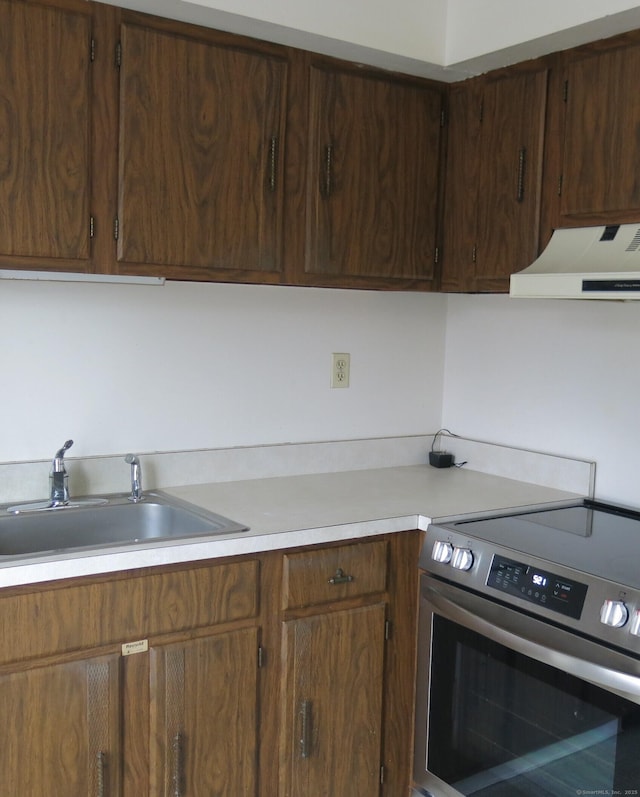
[0, 654, 121, 796]
[0, 0, 92, 270]
[281, 603, 386, 797]
[560, 41, 640, 221]
[441, 68, 547, 292]
[116, 20, 287, 281]
[303, 64, 443, 288]
[440, 81, 482, 291]
[150, 627, 259, 796]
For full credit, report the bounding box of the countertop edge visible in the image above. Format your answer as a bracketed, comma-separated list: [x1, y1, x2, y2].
[0, 464, 585, 589]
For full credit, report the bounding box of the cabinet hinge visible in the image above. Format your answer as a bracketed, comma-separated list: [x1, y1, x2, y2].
[384, 619, 391, 641]
[113, 217, 119, 241]
[558, 174, 563, 197]
[434, 246, 439, 265]
[89, 215, 95, 239]
[90, 37, 96, 63]
[115, 41, 122, 69]
[257, 645, 265, 669]
[472, 245, 477, 263]
[380, 765, 385, 785]
[479, 98, 484, 123]
[440, 108, 446, 128]
[563, 79, 569, 103]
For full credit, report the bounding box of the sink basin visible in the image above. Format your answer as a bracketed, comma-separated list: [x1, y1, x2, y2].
[0, 492, 248, 559]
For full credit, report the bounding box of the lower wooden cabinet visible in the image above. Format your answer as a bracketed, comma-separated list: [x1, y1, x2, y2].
[278, 534, 420, 796]
[0, 532, 420, 796]
[149, 628, 259, 796]
[281, 603, 387, 796]
[0, 653, 122, 796]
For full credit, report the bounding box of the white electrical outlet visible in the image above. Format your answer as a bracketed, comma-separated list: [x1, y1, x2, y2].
[331, 353, 350, 388]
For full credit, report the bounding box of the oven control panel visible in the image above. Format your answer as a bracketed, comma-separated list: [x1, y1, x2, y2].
[487, 555, 588, 619]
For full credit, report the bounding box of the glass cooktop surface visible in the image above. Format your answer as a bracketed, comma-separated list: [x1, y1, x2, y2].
[451, 501, 640, 589]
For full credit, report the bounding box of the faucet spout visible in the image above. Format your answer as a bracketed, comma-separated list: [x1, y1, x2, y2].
[125, 454, 143, 502]
[50, 439, 73, 506]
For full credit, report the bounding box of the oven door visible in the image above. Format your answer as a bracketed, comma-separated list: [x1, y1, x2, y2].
[414, 575, 640, 797]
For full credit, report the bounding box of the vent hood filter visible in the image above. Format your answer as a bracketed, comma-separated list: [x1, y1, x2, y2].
[510, 223, 640, 299]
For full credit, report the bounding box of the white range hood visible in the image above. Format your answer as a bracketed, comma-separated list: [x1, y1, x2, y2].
[510, 223, 640, 299]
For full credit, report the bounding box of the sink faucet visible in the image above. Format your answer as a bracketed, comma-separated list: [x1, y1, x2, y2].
[125, 454, 143, 502]
[50, 439, 73, 506]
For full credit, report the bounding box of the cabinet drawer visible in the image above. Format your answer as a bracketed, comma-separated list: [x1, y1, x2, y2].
[0, 559, 259, 665]
[282, 540, 388, 609]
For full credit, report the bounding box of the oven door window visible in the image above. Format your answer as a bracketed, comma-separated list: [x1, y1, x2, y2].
[428, 615, 640, 796]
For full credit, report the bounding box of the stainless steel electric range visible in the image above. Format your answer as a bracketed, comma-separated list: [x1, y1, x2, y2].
[414, 499, 640, 797]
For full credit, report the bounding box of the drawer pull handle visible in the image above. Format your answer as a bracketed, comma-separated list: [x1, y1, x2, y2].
[300, 699, 313, 758]
[328, 568, 354, 585]
[269, 135, 278, 192]
[172, 732, 183, 797]
[323, 144, 333, 197]
[96, 751, 106, 797]
[516, 146, 527, 202]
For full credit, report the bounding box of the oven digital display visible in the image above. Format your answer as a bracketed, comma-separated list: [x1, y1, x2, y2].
[487, 556, 588, 619]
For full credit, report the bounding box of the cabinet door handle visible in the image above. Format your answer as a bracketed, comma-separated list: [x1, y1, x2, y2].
[328, 567, 354, 585]
[269, 135, 278, 192]
[96, 751, 106, 797]
[299, 699, 313, 759]
[172, 732, 183, 797]
[516, 147, 527, 202]
[323, 145, 333, 197]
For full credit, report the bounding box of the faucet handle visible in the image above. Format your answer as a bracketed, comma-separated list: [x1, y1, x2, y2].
[50, 439, 73, 506]
[53, 439, 74, 470]
[125, 454, 143, 502]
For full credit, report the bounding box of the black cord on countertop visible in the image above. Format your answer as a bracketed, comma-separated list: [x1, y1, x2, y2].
[430, 428, 468, 468]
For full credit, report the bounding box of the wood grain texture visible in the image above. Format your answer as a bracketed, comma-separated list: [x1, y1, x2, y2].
[304, 62, 443, 285]
[380, 530, 421, 797]
[279, 532, 420, 797]
[0, 559, 259, 665]
[150, 627, 259, 796]
[561, 41, 640, 220]
[116, 19, 287, 276]
[0, 0, 91, 265]
[441, 66, 548, 293]
[281, 602, 387, 797]
[474, 68, 547, 289]
[0, 535, 420, 795]
[0, 653, 121, 796]
[282, 539, 388, 609]
[440, 80, 482, 292]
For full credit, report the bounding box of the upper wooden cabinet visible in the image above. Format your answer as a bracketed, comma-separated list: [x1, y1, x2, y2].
[296, 61, 444, 289]
[0, 0, 94, 272]
[114, 14, 288, 282]
[546, 34, 640, 228]
[440, 67, 548, 292]
[14, 1, 640, 292]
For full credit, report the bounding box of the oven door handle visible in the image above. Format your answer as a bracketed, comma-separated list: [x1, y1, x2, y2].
[423, 580, 640, 704]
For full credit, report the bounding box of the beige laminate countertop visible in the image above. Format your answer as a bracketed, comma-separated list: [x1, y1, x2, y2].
[0, 464, 583, 589]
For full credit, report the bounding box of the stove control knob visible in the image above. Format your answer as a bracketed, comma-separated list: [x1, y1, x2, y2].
[600, 600, 629, 628]
[451, 546, 474, 571]
[629, 609, 640, 637]
[431, 541, 453, 564]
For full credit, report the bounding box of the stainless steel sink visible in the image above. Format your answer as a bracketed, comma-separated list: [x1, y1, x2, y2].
[0, 492, 248, 559]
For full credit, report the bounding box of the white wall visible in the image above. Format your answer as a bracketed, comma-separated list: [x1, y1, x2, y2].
[0, 281, 445, 462]
[445, 0, 640, 64]
[114, 0, 640, 80]
[442, 294, 640, 506]
[4, 283, 640, 508]
[185, 0, 449, 64]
